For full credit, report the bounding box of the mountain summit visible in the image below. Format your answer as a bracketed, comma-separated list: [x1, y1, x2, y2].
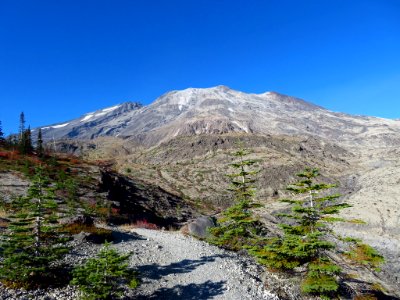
[40, 86, 400, 147]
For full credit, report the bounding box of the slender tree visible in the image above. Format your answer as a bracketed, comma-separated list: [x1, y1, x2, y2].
[36, 128, 44, 157]
[25, 126, 34, 154]
[250, 168, 351, 298]
[208, 148, 264, 250]
[19, 112, 25, 140]
[0, 120, 5, 147]
[18, 112, 34, 154]
[0, 167, 69, 288]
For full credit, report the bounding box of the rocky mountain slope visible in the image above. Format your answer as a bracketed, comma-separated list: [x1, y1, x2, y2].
[40, 86, 400, 147]
[39, 102, 142, 140]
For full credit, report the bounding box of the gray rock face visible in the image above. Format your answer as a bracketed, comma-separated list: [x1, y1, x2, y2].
[187, 216, 216, 238]
[38, 102, 142, 141]
[0, 171, 30, 201]
[38, 86, 400, 148]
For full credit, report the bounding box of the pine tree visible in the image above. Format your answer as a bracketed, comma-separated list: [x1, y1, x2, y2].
[19, 112, 25, 140]
[24, 126, 34, 154]
[36, 128, 44, 157]
[250, 168, 351, 298]
[208, 148, 264, 251]
[17, 112, 33, 154]
[0, 167, 69, 288]
[0, 120, 5, 147]
[71, 242, 139, 300]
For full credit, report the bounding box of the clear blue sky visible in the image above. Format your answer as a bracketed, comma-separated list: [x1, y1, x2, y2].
[1, 0, 399, 134]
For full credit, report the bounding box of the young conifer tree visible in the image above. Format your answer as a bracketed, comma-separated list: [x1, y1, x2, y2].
[0, 120, 5, 147]
[36, 128, 44, 157]
[17, 113, 33, 154]
[24, 126, 34, 154]
[250, 168, 351, 299]
[19, 112, 25, 140]
[71, 242, 138, 300]
[208, 148, 263, 251]
[0, 167, 69, 288]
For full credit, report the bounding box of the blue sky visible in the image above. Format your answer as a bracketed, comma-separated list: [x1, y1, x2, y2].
[0, 0, 399, 134]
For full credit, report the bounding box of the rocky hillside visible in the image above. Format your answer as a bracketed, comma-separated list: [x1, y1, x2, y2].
[0, 151, 197, 228]
[38, 102, 142, 140]
[39, 86, 400, 147]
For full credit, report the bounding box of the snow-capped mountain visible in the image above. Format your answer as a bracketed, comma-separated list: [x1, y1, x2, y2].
[40, 102, 142, 140]
[40, 86, 400, 147]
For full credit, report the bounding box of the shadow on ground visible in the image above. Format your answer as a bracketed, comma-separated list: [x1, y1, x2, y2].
[111, 230, 147, 243]
[137, 254, 228, 280]
[133, 280, 227, 299]
[132, 255, 230, 299]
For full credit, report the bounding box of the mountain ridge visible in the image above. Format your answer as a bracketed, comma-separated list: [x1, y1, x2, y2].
[39, 86, 400, 148]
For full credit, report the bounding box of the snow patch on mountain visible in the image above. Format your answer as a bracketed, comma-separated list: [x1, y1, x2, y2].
[102, 105, 120, 112]
[52, 123, 69, 128]
[81, 115, 94, 122]
[42, 123, 70, 130]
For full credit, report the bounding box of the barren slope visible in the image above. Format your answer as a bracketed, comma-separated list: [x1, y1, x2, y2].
[40, 86, 400, 148]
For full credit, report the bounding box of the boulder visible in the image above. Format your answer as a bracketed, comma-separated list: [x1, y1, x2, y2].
[187, 216, 215, 238]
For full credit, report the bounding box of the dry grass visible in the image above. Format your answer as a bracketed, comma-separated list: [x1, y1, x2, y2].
[0, 208, 8, 218]
[344, 243, 384, 269]
[61, 222, 112, 236]
[119, 219, 159, 231]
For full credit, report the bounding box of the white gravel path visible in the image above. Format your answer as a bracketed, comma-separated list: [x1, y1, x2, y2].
[116, 228, 279, 300]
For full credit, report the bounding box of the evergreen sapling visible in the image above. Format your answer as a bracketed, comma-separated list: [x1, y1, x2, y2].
[250, 168, 351, 298]
[71, 242, 139, 300]
[0, 167, 69, 288]
[208, 148, 264, 251]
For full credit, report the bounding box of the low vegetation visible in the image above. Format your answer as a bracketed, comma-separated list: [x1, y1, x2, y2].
[61, 222, 114, 243]
[71, 242, 139, 300]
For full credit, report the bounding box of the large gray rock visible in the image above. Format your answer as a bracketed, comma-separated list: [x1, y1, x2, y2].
[0, 171, 30, 202]
[187, 216, 215, 238]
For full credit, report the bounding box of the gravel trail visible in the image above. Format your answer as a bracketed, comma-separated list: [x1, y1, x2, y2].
[117, 228, 279, 300]
[0, 228, 280, 299]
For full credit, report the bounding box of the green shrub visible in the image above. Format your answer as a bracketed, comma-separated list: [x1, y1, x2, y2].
[344, 242, 384, 270]
[71, 242, 139, 299]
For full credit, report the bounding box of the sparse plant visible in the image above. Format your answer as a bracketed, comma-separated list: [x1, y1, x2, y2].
[61, 222, 113, 243]
[71, 242, 139, 299]
[344, 241, 384, 271]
